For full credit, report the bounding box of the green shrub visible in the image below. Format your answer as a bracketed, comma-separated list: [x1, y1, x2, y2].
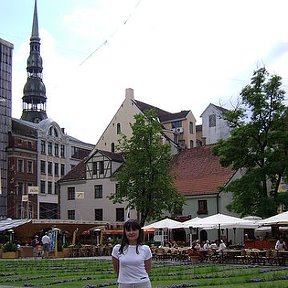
[3, 242, 18, 252]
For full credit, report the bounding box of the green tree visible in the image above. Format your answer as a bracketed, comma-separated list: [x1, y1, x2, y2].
[213, 67, 288, 218]
[110, 109, 184, 227]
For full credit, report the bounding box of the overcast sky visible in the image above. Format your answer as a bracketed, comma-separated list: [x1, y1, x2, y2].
[1, 0, 288, 144]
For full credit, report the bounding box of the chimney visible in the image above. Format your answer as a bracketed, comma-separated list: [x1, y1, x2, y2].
[125, 88, 134, 100]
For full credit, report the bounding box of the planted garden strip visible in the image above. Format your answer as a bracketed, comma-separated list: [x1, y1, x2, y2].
[0, 259, 288, 287]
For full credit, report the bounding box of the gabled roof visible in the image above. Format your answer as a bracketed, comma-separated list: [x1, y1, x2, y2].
[134, 100, 190, 123]
[58, 157, 87, 183]
[200, 103, 229, 118]
[59, 150, 124, 183]
[86, 149, 124, 163]
[169, 145, 235, 196]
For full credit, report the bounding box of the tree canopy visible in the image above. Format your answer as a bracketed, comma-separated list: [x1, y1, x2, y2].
[109, 109, 184, 226]
[213, 67, 288, 218]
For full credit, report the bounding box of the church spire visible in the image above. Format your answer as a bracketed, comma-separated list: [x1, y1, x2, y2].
[21, 0, 47, 123]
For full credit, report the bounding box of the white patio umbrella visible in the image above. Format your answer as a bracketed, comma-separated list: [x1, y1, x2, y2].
[189, 213, 259, 244]
[143, 218, 181, 230]
[143, 218, 181, 246]
[258, 211, 288, 226]
[189, 213, 258, 229]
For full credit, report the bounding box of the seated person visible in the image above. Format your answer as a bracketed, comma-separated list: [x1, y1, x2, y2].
[203, 240, 210, 251]
[217, 240, 226, 253]
[275, 239, 287, 251]
[209, 241, 218, 250]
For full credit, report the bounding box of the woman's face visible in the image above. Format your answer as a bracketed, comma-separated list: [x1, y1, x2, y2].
[125, 227, 139, 244]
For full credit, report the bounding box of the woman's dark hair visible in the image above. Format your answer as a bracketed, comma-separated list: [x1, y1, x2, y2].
[119, 219, 143, 254]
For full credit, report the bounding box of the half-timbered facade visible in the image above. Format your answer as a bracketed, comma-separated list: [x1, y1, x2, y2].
[59, 149, 136, 224]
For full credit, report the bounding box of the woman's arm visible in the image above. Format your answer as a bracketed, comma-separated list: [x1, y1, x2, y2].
[112, 256, 119, 275]
[144, 258, 152, 274]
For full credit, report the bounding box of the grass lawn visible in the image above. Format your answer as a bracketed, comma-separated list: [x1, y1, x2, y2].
[0, 258, 288, 287]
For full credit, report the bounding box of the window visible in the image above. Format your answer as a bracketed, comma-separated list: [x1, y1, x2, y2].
[209, 114, 216, 127]
[40, 181, 45, 193]
[18, 159, 24, 173]
[67, 187, 75, 200]
[54, 183, 58, 195]
[48, 162, 52, 175]
[111, 142, 115, 153]
[54, 163, 59, 176]
[41, 140, 46, 154]
[92, 162, 97, 175]
[95, 209, 103, 221]
[27, 161, 33, 173]
[99, 161, 104, 174]
[17, 182, 23, 195]
[54, 143, 59, 156]
[60, 145, 65, 157]
[48, 182, 52, 194]
[171, 121, 182, 129]
[48, 142, 53, 155]
[94, 185, 103, 198]
[197, 200, 208, 215]
[190, 140, 194, 148]
[71, 146, 81, 159]
[61, 164, 65, 176]
[117, 123, 121, 134]
[189, 121, 194, 134]
[68, 210, 75, 220]
[116, 208, 125, 222]
[27, 141, 32, 149]
[41, 161, 46, 174]
[54, 128, 58, 137]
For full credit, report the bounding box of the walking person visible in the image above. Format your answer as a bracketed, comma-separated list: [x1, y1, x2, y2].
[31, 235, 40, 257]
[112, 219, 152, 288]
[41, 232, 51, 258]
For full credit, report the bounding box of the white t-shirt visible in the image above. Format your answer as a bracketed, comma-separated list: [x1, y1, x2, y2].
[112, 244, 152, 284]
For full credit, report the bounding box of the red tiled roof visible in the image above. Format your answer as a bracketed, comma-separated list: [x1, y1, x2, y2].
[170, 145, 234, 196]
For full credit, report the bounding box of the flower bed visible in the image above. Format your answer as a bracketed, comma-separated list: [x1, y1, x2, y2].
[0, 258, 287, 287]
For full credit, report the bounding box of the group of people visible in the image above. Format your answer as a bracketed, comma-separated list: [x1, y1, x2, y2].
[192, 239, 227, 254]
[31, 232, 51, 258]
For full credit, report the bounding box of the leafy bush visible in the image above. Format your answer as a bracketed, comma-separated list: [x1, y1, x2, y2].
[3, 242, 18, 252]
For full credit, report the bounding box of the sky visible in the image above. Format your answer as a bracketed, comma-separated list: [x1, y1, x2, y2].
[1, 0, 288, 144]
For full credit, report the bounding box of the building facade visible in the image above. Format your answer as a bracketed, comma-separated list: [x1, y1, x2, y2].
[59, 149, 136, 224]
[0, 38, 13, 218]
[95, 88, 197, 153]
[200, 103, 231, 145]
[5, 0, 94, 219]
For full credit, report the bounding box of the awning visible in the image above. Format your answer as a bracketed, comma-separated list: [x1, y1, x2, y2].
[0, 218, 32, 232]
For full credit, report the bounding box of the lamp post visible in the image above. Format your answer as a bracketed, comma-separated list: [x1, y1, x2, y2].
[8, 229, 14, 243]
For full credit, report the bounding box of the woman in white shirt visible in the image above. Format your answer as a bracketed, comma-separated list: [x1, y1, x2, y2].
[112, 219, 152, 288]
